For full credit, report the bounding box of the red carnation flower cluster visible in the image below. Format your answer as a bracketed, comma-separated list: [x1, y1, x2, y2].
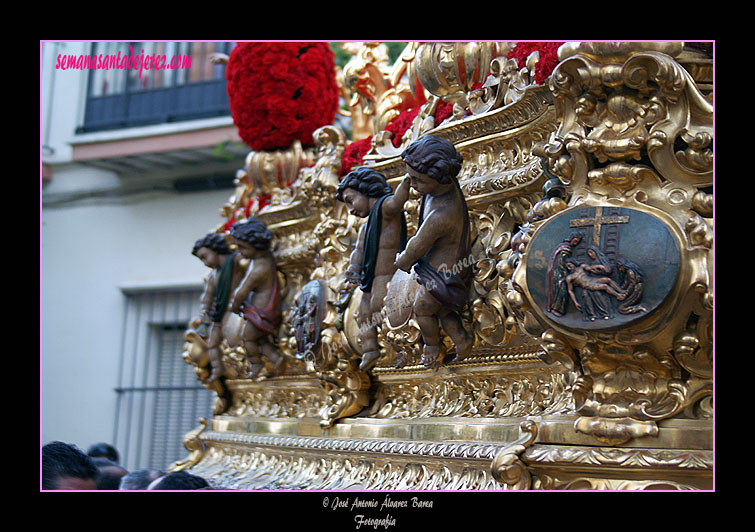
[340, 136, 373, 177]
[385, 107, 421, 148]
[226, 42, 340, 152]
[338, 99, 458, 176]
[507, 42, 564, 86]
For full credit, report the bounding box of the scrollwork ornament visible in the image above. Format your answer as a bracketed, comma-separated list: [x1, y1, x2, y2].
[490, 419, 537, 489]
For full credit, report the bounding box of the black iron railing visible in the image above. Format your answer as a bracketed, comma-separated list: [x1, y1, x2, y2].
[79, 42, 234, 133]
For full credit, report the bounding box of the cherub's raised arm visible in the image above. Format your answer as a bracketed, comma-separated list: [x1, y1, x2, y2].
[394, 211, 441, 271]
[381, 174, 411, 217]
[229, 266, 262, 314]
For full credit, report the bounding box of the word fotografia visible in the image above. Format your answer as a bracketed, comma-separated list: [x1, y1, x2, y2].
[354, 514, 397, 530]
[55, 45, 192, 79]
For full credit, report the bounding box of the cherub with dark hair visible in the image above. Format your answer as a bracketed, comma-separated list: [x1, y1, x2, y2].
[337, 166, 410, 370]
[191, 232, 245, 381]
[228, 218, 285, 377]
[395, 135, 474, 368]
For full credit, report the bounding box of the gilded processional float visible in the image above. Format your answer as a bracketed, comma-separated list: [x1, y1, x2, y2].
[177, 41, 713, 491]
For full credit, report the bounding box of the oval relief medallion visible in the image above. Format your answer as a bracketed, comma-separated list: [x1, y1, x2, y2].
[525, 206, 681, 331]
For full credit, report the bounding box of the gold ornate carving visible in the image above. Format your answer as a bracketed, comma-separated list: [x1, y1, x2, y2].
[414, 42, 510, 118]
[520, 42, 713, 444]
[490, 420, 538, 489]
[189, 430, 514, 490]
[339, 42, 425, 140]
[526, 444, 713, 490]
[169, 418, 209, 472]
[180, 42, 713, 491]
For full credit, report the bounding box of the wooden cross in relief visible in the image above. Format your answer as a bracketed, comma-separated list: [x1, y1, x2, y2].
[569, 207, 629, 246]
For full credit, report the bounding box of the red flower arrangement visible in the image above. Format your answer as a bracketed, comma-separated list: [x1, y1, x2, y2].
[340, 136, 373, 177]
[226, 42, 340, 152]
[384, 107, 421, 148]
[507, 42, 564, 86]
[339, 99, 459, 175]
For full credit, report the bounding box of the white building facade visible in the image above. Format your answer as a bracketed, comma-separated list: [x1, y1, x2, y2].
[41, 41, 249, 470]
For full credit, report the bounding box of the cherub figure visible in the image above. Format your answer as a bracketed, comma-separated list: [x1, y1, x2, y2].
[337, 166, 410, 370]
[228, 218, 285, 377]
[191, 233, 245, 381]
[394, 135, 474, 368]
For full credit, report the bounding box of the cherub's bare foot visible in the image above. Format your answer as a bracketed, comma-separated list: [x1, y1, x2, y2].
[420, 345, 441, 370]
[451, 333, 474, 363]
[359, 350, 381, 371]
[262, 344, 286, 376]
[271, 356, 287, 376]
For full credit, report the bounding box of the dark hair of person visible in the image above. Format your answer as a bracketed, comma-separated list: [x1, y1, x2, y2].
[91, 458, 128, 490]
[119, 469, 165, 490]
[336, 166, 393, 202]
[401, 135, 463, 184]
[192, 233, 233, 257]
[229, 217, 273, 250]
[42, 441, 99, 490]
[616, 255, 643, 276]
[149, 471, 210, 490]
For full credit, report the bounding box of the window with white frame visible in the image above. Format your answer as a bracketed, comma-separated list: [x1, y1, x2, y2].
[113, 286, 215, 471]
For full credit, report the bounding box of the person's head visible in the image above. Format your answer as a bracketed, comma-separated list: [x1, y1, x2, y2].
[192, 233, 233, 268]
[91, 457, 128, 490]
[616, 256, 641, 276]
[42, 441, 99, 490]
[119, 468, 165, 490]
[401, 135, 463, 194]
[229, 218, 273, 258]
[336, 167, 392, 218]
[147, 471, 210, 490]
[566, 259, 578, 271]
[587, 245, 610, 265]
[87, 442, 119, 463]
[566, 231, 583, 247]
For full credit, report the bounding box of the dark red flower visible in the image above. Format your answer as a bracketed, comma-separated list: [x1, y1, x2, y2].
[434, 100, 454, 125]
[340, 136, 373, 177]
[385, 107, 420, 148]
[226, 42, 340, 152]
[507, 42, 564, 85]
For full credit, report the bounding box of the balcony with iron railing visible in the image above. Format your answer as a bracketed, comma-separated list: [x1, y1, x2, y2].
[78, 42, 235, 133]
